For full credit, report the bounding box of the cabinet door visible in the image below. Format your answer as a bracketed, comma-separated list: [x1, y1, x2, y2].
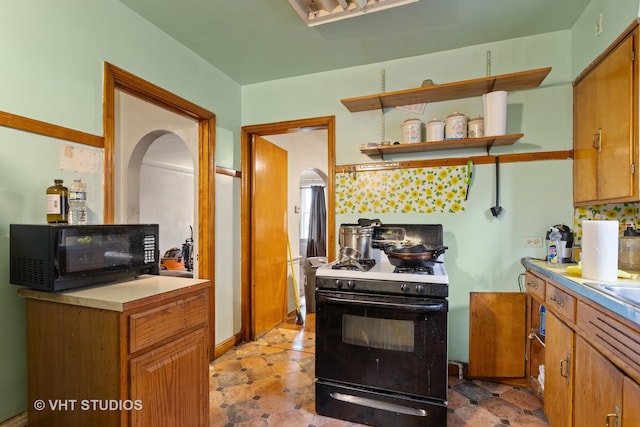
[544, 311, 574, 427]
[623, 377, 640, 427]
[597, 32, 635, 201]
[574, 336, 623, 427]
[130, 328, 209, 427]
[574, 61, 599, 203]
[468, 292, 526, 378]
[574, 31, 636, 204]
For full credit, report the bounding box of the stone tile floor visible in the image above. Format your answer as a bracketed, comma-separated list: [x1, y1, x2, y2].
[210, 312, 550, 426]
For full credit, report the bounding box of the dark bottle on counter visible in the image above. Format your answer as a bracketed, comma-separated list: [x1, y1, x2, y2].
[46, 179, 68, 223]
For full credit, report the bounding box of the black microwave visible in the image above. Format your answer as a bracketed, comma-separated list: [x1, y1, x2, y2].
[10, 224, 160, 292]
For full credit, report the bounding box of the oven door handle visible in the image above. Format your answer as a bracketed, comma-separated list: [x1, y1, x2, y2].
[322, 295, 444, 313]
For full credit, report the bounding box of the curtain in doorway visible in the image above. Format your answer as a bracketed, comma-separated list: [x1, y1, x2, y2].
[306, 186, 326, 257]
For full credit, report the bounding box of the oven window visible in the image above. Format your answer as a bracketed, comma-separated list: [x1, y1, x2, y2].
[342, 314, 414, 352]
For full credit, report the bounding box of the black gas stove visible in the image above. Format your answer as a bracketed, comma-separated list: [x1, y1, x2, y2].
[315, 224, 449, 426]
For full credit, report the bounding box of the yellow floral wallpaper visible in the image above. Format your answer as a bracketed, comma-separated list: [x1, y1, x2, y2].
[335, 166, 468, 214]
[573, 203, 640, 244]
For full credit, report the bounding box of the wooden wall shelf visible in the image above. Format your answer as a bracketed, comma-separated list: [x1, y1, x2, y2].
[360, 134, 522, 157]
[341, 67, 552, 112]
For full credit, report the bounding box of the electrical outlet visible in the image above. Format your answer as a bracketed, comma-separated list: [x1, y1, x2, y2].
[523, 236, 543, 247]
[596, 12, 603, 36]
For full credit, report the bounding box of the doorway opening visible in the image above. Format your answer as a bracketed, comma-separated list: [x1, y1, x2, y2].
[241, 116, 336, 341]
[133, 133, 195, 277]
[102, 62, 216, 359]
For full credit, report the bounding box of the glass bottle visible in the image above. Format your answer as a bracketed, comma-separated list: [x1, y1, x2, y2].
[46, 179, 68, 223]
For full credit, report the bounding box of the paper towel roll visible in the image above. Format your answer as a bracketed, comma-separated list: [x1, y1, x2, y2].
[582, 220, 619, 282]
[483, 90, 507, 136]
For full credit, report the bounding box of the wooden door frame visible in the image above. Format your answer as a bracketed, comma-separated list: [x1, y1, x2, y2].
[241, 116, 336, 342]
[102, 62, 217, 360]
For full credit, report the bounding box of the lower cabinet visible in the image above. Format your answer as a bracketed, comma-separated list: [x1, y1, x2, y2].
[130, 328, 209, 426]
[623, 377, 640, 427]
[575, 336, 624, 427]
[522, 268, 640, 427]
[21, 279, 210, 427]
[544, 311, 574, 427]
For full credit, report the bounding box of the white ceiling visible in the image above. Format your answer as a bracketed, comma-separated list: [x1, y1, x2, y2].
[118, 0, 591, 85]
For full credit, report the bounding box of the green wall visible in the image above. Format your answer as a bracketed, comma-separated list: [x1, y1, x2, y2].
[0, 0, 241, 421]
[242, 30, 577, 363]
[241, 1, 640, 365]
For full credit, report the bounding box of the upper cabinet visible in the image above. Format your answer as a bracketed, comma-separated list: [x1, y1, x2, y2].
[342, 68, 551, 157]
[573, 24, 639, 205]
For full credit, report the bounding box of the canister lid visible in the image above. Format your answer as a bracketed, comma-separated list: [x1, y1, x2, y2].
[402, 118, 422, 124]
[446, 112, 467, 120]
[427, 118, 443, 124]
[469, 115, 484, 123]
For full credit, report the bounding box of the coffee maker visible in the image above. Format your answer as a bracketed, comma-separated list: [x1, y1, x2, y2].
[546, 224, 574, 263]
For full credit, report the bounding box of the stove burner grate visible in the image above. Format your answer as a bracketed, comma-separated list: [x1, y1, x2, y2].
[393, 265, 435, 275]
[332, 259, 376, 272]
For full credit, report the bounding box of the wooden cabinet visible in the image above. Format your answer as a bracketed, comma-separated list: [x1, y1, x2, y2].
[544, 311, 574, 427]
[521, 262, 640, 427]
[20, 277, 210, 427]
[573, 26, 638, 205]
[574, 336, 624, 427]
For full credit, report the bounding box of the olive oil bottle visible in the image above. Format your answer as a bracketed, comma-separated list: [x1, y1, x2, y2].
[46, 179, 69, 223]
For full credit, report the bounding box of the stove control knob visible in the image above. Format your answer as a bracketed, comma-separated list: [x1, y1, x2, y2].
[335, 280, 343, 289]
[347, 280, 356, 290]
[416, 285, 425, 294]
[401, 283, 411, 293]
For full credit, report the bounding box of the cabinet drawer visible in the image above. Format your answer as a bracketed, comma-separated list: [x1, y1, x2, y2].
[524, 272, 545, 301]
[129, 292, 208, 353]
[545, 283, 576, 324]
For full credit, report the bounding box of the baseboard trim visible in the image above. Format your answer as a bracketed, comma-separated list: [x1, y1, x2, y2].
[0, 412, 27, 427]
[214, 333, 242, 359]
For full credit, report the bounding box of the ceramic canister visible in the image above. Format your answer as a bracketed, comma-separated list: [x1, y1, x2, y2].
[401, 118, 423, 144]
[445, 112, 468, 139]
[426, 118, 445, 142]
[468, 116, 484, 138]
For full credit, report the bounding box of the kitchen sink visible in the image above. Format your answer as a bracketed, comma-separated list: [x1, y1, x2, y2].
[584, 282, 640, 308]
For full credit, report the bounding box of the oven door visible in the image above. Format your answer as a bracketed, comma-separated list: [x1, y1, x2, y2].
[315, 289, 448, 400]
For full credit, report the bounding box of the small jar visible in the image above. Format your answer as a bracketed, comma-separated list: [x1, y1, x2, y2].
[401, 118, 423, 144]
[445, 112, 468, 139]
[468, 116, 484, 138]
[426, 118, 445, 142]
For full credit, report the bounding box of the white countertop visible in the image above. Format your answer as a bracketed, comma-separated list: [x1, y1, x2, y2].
[17, 275, 210, 312]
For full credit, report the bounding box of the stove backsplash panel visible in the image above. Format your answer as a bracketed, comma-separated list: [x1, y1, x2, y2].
[335, 165, 468, 214]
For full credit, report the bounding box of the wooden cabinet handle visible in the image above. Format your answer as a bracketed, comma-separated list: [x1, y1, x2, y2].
[592, 128, 602, 152]
[559, 354, 570, 384]
[605, 405, 620, 427]
[526, 281, 538, 289]
[550, 295, 565, 307]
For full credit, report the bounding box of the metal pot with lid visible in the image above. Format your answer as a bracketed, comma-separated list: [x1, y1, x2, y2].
[338, 218, 381, 260]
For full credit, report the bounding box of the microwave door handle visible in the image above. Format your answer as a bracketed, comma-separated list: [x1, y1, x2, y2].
[322, 295, 444, 313]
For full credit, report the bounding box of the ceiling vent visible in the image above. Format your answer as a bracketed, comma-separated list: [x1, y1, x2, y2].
[288, 0, 419, 27]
